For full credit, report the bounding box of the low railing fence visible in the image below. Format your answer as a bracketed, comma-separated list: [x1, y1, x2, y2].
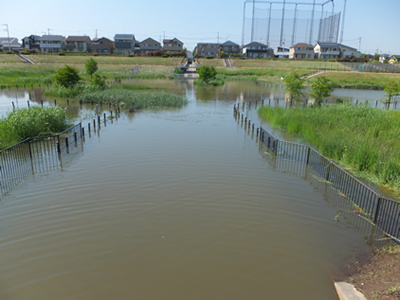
[258, 127, 400, 242]
[0, 123, 82, 197]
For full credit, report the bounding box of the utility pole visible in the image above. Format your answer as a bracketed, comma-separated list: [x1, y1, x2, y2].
[48, 28, 51, 35]
[217, 32, 219, 44]
[2, 24, 11, 51]
[358, 37, 362, 52]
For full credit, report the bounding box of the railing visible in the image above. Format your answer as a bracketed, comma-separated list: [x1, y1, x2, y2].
[0, 123, 82, 197]
[258, 126, 400, 242]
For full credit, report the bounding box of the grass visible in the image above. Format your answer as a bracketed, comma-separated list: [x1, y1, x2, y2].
[77, 89, 188, 110]
[0, 106, 72, 150]
[258, 104, 400, 194]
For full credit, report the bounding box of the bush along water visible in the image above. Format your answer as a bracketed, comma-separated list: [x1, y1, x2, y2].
[0, 106, 72, 150]
[258, 103, 400, 193]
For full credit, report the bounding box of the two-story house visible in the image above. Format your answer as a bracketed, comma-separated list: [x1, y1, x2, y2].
[92, 37, 114, 54]
[220, 41, 240, 56]
[339, 44, 361, 59]
[114, 34, 135, 55]
[275, 46, 290, 59]
[196, 43, 220, 57]
[38, 35, 65, 53]
[242, 42, 274, 59]
[65, 36, 92, 52]
[289, 43, 314, 59]
[314, 42, 340, 59]
[0, 37, 21, 50]
[139, 38, 161, 55]
[163, 38, 184, 54]
[22, 35, 41, 51]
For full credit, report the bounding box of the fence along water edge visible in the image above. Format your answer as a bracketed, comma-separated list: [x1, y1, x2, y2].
[234, 103, 400, 243]
[0, 123, 82, 197]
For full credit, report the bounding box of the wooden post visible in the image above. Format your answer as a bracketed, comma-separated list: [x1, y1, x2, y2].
[54, 99, 57, 106]
[27, 100, 30, 108]
[67, 99, 69, 105]
[82, 127, 85, 136]
[41, 100, 43, 107]
[74, 132, 77, 142]
[65, 137, 69, 148]
[88, 123, 91, 131]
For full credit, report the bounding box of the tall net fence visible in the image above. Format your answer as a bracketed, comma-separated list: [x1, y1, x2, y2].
[242, 1, 341, 47]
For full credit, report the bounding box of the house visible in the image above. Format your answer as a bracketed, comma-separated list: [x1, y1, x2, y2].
[0, 37, 21, 50]
[220, 41, 240, 56]
[38, 35, 65, 53]
[289, 43, 314, 59]
[114, 34, 135, 55]
[196, 43, 220, 57]
[314, 42, 340, 59]
[65, 36, 92, 52]
[163, 38, 184, 54]
[379, 54, 390, 63]
[139, 37, 161, 55]
[275, 46, 290, 59]
[92, 37, 114, 54]
[242, 42, 274, 59]
[339, 44, 361, 59]
[22, 35, 41, 51]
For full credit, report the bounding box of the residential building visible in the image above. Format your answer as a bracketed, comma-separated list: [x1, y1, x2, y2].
[38, 35, 65, 53]
[289, 43, 314, 59]
[22, 35, 41, 51]
[339, 44, 361, 59]
[314, 42, 340, 59]
[163, 38, 184, 54]
[0, 37, 21, 50]
[65, 36, 92, 52]
[220, 41, 240, 56]
[196, 42, 220, 57]
[92, 37, 114, 54]
[242, 42, 274, 59]
[139, 37, 161, 55]
[379, 54, 390, 63]
[114, 34, 135, 55]
[275, 46, 290, 59]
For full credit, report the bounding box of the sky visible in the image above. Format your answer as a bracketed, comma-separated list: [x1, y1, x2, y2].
[1, 0, 399, 55]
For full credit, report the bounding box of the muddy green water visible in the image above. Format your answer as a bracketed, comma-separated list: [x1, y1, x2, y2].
[0, 81, 383, 299]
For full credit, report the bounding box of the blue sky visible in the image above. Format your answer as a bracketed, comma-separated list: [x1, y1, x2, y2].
[2, 0, 399, 54]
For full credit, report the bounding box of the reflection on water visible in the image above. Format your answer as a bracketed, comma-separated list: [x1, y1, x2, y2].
[0, 81, 388, 299]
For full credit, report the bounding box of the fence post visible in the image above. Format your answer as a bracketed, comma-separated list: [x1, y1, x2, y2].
[325, 162, 331, 181]
[373, 197, 383, 224]
[27, 139, 33, 159]
[306, 147, 311, 165]
[65, 137, 69, 148]
[274, 140, 279, 155]
[57, 135, 61, 153]
[74, 132, 77, 143]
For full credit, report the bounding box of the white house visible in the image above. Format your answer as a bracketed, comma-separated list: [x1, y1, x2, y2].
[39, 35, 65, 53]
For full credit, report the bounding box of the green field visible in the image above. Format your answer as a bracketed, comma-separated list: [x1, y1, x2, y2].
[1, 54, 399, 89]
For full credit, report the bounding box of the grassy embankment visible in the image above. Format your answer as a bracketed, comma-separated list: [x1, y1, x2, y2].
[2, 54, 400, 90]
[0, 106, 72, 150]
[198, 58, 400, 89]
[258, 104, 400, 195]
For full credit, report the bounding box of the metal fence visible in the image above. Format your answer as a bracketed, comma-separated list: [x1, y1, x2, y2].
[259, 127, 400, 242]
[341, 62, 400, 73]
[0, 123, 82, 197]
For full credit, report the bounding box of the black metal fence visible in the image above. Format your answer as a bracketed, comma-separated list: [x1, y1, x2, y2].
[0, 123, 82, 197]
[259, 127, 400, 242]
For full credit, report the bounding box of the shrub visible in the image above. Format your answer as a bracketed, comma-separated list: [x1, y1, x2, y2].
[58, 52, 66, 56]
[93, 53, 99, 56]
[54, 65, 81, 88]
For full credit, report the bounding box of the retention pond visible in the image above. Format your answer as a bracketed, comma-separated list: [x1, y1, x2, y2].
[0, 81, 388, 299]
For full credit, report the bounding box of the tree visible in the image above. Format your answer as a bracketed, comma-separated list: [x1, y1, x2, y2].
[54, 65, 81, 88]
[284, 72, 305, 105]
[90, 73, 106, 88]
[197, 66, 217, 83]
[373, 53, 380, 62]
[310, 76, 334, 107]
[382, 80, 400, 109]
[85, 58, 98, 78]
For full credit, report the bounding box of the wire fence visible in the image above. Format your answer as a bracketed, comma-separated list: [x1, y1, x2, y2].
[340, 62, 400, 73]
[0, 123, 82, 197]
[257, 126, 400, 242]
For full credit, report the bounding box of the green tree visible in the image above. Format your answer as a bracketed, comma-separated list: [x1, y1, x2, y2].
[284, 72, 305, 105]
[85, 58, 98, 78]
[382, 80, 400, 109]
[310, 76, 334, 107]
[373, 53, 380, 61]
[197, 66, 217, 83]
[90, 73, 106, 88]
[54, 65, 81, 88]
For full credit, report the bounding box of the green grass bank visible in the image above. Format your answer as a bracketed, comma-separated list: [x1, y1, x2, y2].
[258, 104, 400, 195]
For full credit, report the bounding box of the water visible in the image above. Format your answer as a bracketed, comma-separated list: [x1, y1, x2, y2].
[0, 82, 384, 299]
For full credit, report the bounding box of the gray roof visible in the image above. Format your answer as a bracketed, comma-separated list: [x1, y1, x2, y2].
[339, 44, 358, 51]
[39, 35, 65, 41]
[222, 40, 239, 46]
[243, 41, 268, 47]
[140, 37, 160, 44]
[315, 42, 340, 47]
[114, 34, 135, 40]
[66, 36, 91, 42]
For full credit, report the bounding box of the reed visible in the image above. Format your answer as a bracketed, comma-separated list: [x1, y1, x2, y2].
[77, 89, 188, 110]
[258, 104, 400, 192]
[0, 107, 72, 150]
